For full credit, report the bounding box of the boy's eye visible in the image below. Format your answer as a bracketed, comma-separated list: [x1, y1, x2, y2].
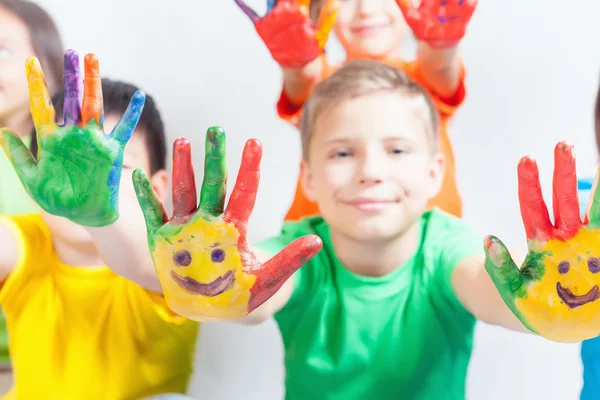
[331, 150, 352, 158]
[391, 148, 405, 155]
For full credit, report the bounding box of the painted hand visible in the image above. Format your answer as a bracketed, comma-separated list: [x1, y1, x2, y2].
[399, 0, 477, 48]
[485, 142, 600, 343]
[0, 50, 144, 227]
[235, 0, 338, 68]
[133, 128, 322, 321]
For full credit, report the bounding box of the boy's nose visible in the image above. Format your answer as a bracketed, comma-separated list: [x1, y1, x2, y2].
[357, 158, 385, 185]
[357, 0, 379, 15]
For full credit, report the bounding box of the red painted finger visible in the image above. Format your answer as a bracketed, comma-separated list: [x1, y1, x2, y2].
[172, 138, 198, 223]
[517, 156, 553, 241]
[552, 141, 581, 239]
[224, 139, 262, 234]
[247, 235, 322, 312]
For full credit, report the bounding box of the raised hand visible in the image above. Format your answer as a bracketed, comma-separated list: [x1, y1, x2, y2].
[485, 142, 600, 343]
[235, 0, 338, 68]
[133, 127, 322, 322]
[0, 50, 145, 227]
[399, 0, 477, 48]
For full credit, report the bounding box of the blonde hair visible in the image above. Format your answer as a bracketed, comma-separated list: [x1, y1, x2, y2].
[299, 60, 440, 159]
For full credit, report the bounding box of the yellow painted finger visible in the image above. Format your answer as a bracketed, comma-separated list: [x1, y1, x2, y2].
[26, 57, 56, 136]
[298, 0, 310, 14]
[315, 0, 339, 49]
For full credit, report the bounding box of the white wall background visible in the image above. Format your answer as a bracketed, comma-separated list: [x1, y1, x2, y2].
[32, 0, 600, 399]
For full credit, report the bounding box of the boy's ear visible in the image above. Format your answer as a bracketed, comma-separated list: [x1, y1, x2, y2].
[149, 169, 170, 204]
[427, 152, 445, 199]
[300, 159, 317, 202]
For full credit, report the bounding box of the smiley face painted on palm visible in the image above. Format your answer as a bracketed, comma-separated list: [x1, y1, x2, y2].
[134, 128, 322, 322]
[151, 215, 257, 321]
[485, 142, 600, 343]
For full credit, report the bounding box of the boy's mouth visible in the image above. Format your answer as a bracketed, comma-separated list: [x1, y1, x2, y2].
[351, 23, 390, 37]
[170, 270, 236, 297]
[343, 198, 397, 212]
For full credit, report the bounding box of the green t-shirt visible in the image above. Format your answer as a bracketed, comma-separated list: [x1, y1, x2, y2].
[0, 135, 36, 215]
[0, 136, 36, 365]
[257, 210, 482, 400]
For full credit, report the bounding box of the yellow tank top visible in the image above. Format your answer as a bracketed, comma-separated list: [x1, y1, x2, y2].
[0, 214, 199, 399]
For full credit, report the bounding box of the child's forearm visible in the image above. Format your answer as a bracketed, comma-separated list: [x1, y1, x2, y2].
[85, 201, 162, 293]
[453, 251, 531, 334]
[281, 56, 324, 106]
[415, 42, 462, 98]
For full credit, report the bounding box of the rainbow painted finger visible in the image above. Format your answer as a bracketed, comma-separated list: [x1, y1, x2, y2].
[234, 0, 338, 68]
[0, 49, 145, 227]
[133, 128, 322, 322]
[399, 0, 477, 48]
[485, 142, 600, 343]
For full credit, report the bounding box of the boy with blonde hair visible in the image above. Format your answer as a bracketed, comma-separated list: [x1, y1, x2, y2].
[140, 59, 529, 399]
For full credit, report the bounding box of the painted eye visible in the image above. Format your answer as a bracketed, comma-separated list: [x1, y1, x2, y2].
[589, 258, 600, 273]
[558, 261, 570, 274]
[211, 249, 225, 263]
[173, 250, 192, 267]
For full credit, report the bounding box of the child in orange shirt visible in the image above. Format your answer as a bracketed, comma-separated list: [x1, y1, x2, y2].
[235, 0, 476, 220]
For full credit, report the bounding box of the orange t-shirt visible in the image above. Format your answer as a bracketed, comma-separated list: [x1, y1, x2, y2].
[277, 57, 466, 221]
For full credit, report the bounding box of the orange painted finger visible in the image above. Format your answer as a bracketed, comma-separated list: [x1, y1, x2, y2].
[81, 54, 104, 128]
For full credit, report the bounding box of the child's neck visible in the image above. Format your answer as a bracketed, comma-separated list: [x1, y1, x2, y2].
[330, 223, 420, 278]
[52, 236, 105, 268]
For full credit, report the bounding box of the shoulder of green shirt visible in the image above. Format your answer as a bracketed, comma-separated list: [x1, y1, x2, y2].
[254, 216, 326, 256]
[423, 209, 484, 315]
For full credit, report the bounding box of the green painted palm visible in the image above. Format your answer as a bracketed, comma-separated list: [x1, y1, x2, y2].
[0, 50, 144, 227]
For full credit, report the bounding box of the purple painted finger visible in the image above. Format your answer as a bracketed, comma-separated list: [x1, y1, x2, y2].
[234, 0, 260, 23]
[63, 50, 82, 125]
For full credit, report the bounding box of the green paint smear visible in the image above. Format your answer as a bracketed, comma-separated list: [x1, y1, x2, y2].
[2, 125, 123, 227]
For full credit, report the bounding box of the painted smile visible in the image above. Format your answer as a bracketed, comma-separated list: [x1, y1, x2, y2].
[556, 282, 600, 308]
[170, 270, 235, 297]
